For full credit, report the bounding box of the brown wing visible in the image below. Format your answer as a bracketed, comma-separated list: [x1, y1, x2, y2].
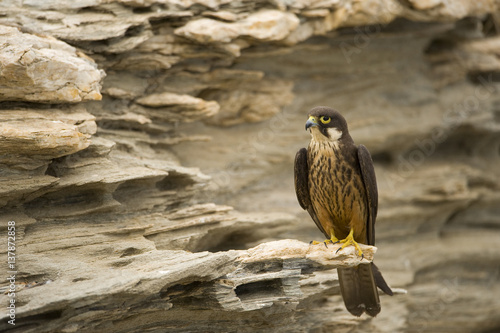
[294, 148, 328, 238]
[357, 144, 378, 246]
[357, 145, 393, 296]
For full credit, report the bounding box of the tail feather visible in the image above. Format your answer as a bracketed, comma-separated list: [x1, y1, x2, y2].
[338, 264, 380, 317]
[338, 262, 393, 317]
[358, 264, 381, 317]
[337, 267, 365, 316]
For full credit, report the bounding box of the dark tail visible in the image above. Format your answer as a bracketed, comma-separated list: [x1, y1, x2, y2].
[337, 263, 393, 317]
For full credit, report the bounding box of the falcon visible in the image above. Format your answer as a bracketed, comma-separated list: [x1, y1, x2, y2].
[294, 106, 393, 316]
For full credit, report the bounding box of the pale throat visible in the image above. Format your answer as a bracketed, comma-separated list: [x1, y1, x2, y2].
[309, 127, 342, 148]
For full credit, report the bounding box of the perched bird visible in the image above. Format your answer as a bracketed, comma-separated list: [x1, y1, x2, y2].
[294, 106, 393, 317]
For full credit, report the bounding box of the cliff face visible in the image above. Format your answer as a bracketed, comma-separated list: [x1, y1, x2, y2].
[1, 1, 500, 332]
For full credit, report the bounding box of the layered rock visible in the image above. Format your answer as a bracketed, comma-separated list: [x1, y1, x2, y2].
[1, 1, 500, 332]
[0, 232, 394, 333]
[0, 26, 103, 103]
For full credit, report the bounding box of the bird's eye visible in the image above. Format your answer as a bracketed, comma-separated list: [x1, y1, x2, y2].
[320, 116, 331, 124]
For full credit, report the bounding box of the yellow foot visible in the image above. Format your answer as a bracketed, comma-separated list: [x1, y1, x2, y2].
[310, 237, 339, 248]
[335, 229, 364, 259]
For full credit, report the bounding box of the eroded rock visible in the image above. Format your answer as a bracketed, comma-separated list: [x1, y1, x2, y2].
[135, 92, 220, 123]
[0, 26, 104, 103]
[0, 230, 381, 333]
[0, 108, 94, 173]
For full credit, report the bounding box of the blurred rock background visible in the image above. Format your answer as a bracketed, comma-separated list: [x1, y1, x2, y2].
[1, 0, 500, 332]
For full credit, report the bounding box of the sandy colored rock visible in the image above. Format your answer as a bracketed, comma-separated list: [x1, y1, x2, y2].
[137, 92, 211, 108]
[240, 10, 300, 41]
[22, 0, 101, 10]
[175, 10, 299, 44]
[135, 92, 220, 123]
[243, 239, 375, 266]
[0, 108, 94, 172]
[175, 18, 240, 44]
[406, 0, 494, 16]
[0, 26, 104, 103]
[0, 228, 380, 333]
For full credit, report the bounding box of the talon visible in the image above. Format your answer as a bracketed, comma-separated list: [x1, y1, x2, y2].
[335, 229, 364, 258]
[324, 241, 328, 248]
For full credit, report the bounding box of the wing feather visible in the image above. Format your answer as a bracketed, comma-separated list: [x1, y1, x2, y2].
[294, 148, 311, 210]
[294, 148, 328, 238]
[357, 144, 378, 246]
[357, 145, 394, 296]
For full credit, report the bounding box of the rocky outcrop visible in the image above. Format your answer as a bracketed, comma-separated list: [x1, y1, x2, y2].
[0, 26, 103, 103]
[3, 235, 394, 333]
[1, 1, 500, 332]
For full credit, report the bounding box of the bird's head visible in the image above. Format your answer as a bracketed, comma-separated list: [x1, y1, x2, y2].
[305, 106, 350, 143]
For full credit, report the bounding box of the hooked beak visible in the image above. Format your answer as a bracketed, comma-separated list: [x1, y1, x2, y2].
[305, 116, 318, 130]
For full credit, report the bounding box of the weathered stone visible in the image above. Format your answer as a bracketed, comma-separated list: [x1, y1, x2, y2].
[175, 18, 240, 44]
[0, 26, 104, 103]
[202, 10, 238, 22]
[175, 10, 300, 44]
[22, 0, 102, 10]
[240, 10, 300, 42]
[135, 92, 220, 123]
[0, 230, 384, 333]
[0, 108, 94, 173]
[406, 0, 494, 17]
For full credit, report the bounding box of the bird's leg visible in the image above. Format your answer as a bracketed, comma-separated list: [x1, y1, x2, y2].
[335, 229, 364, 259]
